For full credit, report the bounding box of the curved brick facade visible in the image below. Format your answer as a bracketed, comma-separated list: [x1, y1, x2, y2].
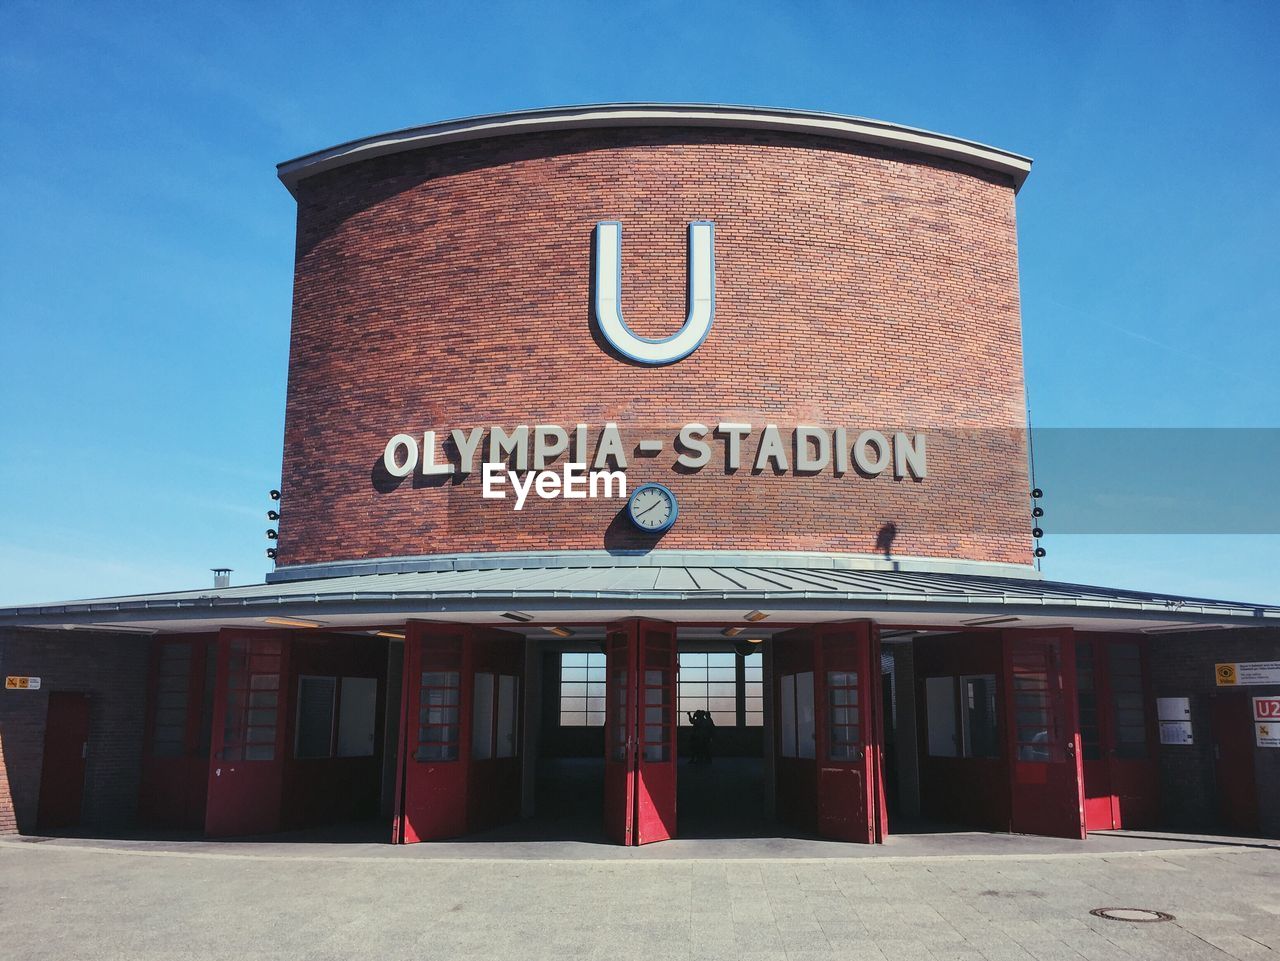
[278, 123, 1032, 570]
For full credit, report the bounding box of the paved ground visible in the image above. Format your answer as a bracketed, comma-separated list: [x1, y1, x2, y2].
[2, 831, 1278, 960]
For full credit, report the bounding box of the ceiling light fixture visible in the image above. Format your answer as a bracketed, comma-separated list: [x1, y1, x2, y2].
[961, 616, 1021, 627]
[264, 616, 323, 629]
[744, 610, 769, 622]
[721, 626, 744, 637]
[501, 611, 534, 623]
[546, 626, 574, 638]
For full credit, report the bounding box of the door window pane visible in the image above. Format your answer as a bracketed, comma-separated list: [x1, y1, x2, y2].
[336, 677, 377, 758]
[295, 676, 336, 759]
[472, 672, 495, 760]
[496, 675, 519, 758]
[743, 652, 763, 727]
[826, 670, 860, 761]
[221, 638, 282, 762]
[1075, 641, 1102, 761]
[1011, 652, 1052, 762]
[780, 673, 797, 758]
[152, 642, 191, 758]
[795, 671, 815, 759]
[416, 665, 461, 762]
[640, 646, 671, 761]
[1109, 643, 1148, 759]
[961, 675, 999, 758]
[926, 676, 958, 757]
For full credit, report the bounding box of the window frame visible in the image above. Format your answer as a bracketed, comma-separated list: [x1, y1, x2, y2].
[558, 651, 606, 727]
[925, 674, 1002, 760]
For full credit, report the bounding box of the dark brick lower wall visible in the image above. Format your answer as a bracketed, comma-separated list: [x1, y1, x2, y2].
[1149, 626, 1280, 835]
[0, 628, 149, 834]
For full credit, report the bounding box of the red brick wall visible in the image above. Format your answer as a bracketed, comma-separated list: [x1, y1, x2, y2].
[280, 127, 1031, 568]
[0, 732, 16, 835]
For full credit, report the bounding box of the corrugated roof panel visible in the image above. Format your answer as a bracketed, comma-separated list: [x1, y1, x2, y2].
[2, 564, 1275, 628]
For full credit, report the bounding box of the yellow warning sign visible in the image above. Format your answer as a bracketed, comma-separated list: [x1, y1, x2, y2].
[1216, 663, 1238, 686]
[4, 676, 41, 691]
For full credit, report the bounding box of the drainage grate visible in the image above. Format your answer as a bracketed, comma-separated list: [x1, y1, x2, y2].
[1090, 908, 1175, 923]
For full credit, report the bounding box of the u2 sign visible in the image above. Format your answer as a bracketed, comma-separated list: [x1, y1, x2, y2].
[1253, 697, 1280, 721]
[1254, 698, 1280, 748]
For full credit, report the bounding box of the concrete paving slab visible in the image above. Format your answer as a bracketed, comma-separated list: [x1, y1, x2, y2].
[0, 831, 1276, 961]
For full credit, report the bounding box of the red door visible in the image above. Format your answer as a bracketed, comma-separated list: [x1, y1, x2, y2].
[396, 624, 470, 843]
[774, 629, 818, 834]
[205, 631, 290, 837]
[774, 623, 881, 843]
[394, 624, 527, 843]
[139, 636, 217, 829]
[1003, 631, 1086, 839]
[465, 630, 525, 833]
[603, 619, 677, 845]
[1211, 693, 1259, 834]
[1077, 638, 1160, 831]
[1076, 638, 1112, 830]
[814, 624, 880, 843]
[37, 692, 91, 831]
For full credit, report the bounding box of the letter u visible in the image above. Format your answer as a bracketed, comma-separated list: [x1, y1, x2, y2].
[592, 221, 715, 365]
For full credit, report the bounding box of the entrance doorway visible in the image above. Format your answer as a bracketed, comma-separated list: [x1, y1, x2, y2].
[1211, 692, 1259, 834]
[408, 619, 886, 847]
[533, 628, 774, 843]
[1075, 636, 1159, 831]
[773, 623, 885, 843]
[591, 619, 884, 845]
[394, 624, 525, 843]
[675, 643, 768, 839]
[37, 691, 91, 831]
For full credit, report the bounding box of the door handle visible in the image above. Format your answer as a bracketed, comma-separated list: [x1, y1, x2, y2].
[81, 742, 88, 759]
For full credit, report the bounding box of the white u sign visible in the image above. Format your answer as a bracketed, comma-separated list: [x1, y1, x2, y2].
[593, 220, 715, 365]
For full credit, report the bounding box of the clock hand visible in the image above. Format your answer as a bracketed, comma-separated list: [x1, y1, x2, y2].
[636, 500, 665, 518]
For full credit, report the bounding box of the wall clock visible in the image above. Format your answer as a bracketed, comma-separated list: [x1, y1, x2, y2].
[626, 483, 678, 534]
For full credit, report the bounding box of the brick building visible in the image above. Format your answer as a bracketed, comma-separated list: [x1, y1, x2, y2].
[1, 104, 1276, 845]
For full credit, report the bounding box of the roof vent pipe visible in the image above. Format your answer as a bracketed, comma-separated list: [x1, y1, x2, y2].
[212, 568, 232, 589]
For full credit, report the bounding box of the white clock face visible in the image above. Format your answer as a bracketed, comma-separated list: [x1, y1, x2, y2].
[628, 485, 675, 532]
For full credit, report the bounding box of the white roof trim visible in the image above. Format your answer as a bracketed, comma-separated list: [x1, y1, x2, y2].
[276, 103, 1033, 196]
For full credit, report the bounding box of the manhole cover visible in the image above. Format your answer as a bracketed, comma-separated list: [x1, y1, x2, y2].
[1090, 908, 1174, 923]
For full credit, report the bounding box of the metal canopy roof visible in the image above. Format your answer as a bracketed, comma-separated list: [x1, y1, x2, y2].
[1, 564, 1274, 636]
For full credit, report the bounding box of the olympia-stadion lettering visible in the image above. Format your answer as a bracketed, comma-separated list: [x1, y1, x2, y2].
[381, 219, 927, 508]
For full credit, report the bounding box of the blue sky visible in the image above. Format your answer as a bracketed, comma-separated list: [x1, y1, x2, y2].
[1, 1, 1276, 606]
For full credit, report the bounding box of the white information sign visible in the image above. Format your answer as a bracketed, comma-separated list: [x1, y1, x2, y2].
[1156, 697, 1191, 721]
[1217, 662, 1280, 686]
[1255, 723, 1280, 748]
[1159, 720, 1194, 745]
[4, 676, 41, 691]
